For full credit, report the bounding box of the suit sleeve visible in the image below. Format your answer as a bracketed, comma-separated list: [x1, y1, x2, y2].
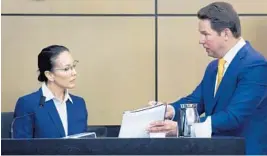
[170, 62, 215, 121]
[13, 97, 34, 138]
[211, 63, 267, 132]
[171, 80, 205, 121]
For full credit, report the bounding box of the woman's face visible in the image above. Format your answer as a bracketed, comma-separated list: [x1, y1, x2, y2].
[51, 51, 78, 90]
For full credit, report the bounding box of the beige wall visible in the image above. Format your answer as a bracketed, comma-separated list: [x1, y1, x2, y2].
[1, 0, 154, 14]
[1, 16, 155, 125]
[158, 0, 267, 14]
[2, 0, 267, 125]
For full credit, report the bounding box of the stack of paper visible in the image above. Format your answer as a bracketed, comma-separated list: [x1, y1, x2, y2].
[118, 104, 166, 138]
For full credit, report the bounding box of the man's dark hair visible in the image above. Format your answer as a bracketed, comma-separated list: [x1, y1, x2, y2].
[197, 2, 241, 38]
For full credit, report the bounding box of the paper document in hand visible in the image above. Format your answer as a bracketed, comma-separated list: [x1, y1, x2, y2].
[119, 104, 166, 138]
[64, 132, 96, 139]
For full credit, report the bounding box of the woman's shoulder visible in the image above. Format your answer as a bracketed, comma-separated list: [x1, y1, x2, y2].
[15, 89, 42, 112]
[69, 94, 86, 104]
[17, 89, 42, 105]
[19, 89, 42, 101]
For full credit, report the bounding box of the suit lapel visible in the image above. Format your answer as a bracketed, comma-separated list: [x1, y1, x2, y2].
[205, 61, 218, 114]
[210, 62, 218, 98]
[211, 46, 247, 113]
[66, 100, 74, 135]
[43, 100, 66, 137]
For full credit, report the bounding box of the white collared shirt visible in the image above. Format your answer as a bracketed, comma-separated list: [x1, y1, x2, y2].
[41, 83, 73, 136]
[214, 38, 246, 95]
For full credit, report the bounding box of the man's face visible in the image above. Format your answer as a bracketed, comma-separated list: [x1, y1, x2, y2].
[198, 19, 225, 58]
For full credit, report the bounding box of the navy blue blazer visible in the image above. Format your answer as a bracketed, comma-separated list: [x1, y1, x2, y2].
[172, 42, 267, 154]
[13, 88, 88, 138]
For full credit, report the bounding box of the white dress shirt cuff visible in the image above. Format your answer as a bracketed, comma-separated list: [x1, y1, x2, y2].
[170, 105, 176, 120]
[192, 116, 212, 138]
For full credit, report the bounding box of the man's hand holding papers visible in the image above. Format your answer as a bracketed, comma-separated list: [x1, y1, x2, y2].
[147, 101, 178, 137]
[147, 120, 177, 136]
[118, 104, 166, 138]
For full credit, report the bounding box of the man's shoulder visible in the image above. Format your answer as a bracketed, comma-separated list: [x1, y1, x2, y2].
[242, 43, 266, 64]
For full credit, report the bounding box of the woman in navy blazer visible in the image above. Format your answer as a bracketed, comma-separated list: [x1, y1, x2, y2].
[13, 45, 88, 138]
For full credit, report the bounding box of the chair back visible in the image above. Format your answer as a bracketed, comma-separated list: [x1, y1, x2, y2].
[1, 112, 14, 138]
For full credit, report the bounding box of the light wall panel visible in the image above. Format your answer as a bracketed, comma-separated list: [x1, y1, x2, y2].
[159, 0, 267, 14]
[158, 16, 267, 103]
[241, 17, 267, 58]
[1, 16, 155, 125]
[2, 0, 154, 14]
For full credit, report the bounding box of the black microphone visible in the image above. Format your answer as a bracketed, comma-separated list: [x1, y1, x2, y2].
[39, 96, 46, 108]
[11, 96, 46, 138]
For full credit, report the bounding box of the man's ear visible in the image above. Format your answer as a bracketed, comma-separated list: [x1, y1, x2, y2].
[223, 28, 232, 41]
[44, 71, 54, 82]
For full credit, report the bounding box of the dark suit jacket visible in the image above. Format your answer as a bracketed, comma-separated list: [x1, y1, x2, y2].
[172, 42, 267, 154]
[13, 88, 88, 138]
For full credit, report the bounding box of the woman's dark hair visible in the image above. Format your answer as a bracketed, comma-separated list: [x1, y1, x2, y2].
[38, 45, 69, 82]
[197, 2, 241, 38]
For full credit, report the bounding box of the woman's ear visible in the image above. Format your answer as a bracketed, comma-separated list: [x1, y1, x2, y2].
[44, 71, 54, 82]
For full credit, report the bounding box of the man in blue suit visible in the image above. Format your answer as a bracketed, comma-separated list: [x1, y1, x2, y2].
[148, 2, 267, 155]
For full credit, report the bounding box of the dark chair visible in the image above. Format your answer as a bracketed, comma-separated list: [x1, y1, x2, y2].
[105, 125, 120, 137]
[1, 112, 14, 138]
[86, 126, 107, 137]
[86, 125, 120, 137]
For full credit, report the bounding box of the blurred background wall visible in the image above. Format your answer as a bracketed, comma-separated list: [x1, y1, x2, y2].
[2, 0, 267, 125]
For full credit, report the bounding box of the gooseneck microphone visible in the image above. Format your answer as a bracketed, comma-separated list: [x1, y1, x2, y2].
[10, 96, 46, 138]
[10, 112, 35, 138]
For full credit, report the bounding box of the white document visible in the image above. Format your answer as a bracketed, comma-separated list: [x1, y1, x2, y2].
[118, 104, 166, 138]
[64, 132, 96, 139]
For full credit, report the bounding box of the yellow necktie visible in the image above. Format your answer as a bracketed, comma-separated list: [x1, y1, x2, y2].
[216, 58, 226, 91]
